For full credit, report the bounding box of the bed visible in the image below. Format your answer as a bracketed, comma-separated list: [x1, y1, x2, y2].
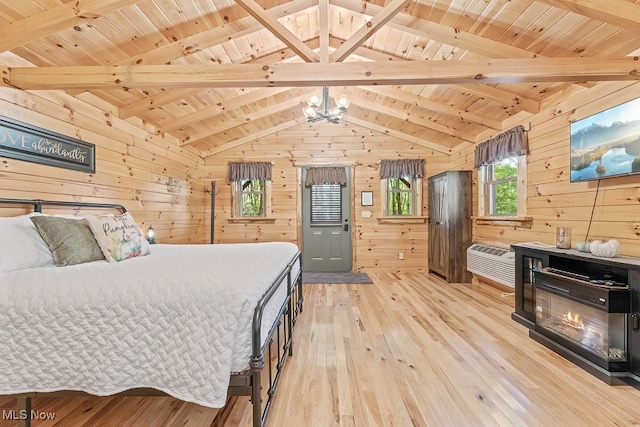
[0, 198, 304, 427]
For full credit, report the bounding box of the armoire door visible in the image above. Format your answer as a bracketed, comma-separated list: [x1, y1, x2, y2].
[428, 174, 449, 277]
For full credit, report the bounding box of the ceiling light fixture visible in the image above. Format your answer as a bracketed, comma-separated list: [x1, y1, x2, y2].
[302, 87, 350, 124]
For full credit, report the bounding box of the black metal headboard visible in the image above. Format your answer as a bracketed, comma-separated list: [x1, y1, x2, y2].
[0, 198, 127, 214]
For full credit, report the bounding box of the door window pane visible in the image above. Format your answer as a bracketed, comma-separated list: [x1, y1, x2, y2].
[311, 184, 342, 224]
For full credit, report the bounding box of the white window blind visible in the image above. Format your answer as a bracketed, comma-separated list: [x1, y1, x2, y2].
[311, 184, 342, 224]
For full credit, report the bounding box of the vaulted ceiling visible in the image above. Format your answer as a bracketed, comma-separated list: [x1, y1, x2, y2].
[1, 0, 640, 157]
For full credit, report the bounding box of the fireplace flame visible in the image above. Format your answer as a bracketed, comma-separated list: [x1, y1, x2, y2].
[563, 311, 584, 329]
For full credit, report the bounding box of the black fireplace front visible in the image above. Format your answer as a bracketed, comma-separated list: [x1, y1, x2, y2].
[532, 268, 631, 377]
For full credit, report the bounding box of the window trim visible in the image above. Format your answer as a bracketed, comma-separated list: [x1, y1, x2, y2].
[230, 178, 272, 219]
[380, 176, 423, 217]
[377, 216, 427, 224]
[477, 154, 529, 225]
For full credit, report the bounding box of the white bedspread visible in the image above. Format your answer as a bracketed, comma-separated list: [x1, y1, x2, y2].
[0, 242, 300, 408]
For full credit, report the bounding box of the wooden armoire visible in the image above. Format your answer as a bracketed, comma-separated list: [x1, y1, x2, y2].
[427, 170, 472, 283]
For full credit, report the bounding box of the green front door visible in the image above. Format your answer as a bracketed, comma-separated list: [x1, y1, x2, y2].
[302, 166, 352, 272]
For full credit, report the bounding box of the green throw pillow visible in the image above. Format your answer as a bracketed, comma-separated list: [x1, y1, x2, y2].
[30, 216, 105, 266]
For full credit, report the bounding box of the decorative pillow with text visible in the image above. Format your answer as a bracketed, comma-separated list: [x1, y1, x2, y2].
[86, 213, 151, 263]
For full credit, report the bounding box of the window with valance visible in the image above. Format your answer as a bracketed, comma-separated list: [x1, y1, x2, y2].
[228, 162, 272, 218]
[379, 159, 424, 217]
[474, 126, 528, 218]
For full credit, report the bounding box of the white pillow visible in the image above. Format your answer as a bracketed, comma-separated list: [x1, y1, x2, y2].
[0, 213, 55, 273]
[86, 212, 151, 263]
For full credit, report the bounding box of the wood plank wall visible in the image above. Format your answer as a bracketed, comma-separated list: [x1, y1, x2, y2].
[204, 121, 450, 272]
[451, 81, 640, 257]
[6, 79, 639, 266]
[0, 86, 209, 244]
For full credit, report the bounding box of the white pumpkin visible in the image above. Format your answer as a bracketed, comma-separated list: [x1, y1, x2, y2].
[576, 241, 591, 253]
[589, 239, 621, 258]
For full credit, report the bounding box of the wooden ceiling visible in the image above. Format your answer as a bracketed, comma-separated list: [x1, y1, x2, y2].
[1, 0, 640, 157]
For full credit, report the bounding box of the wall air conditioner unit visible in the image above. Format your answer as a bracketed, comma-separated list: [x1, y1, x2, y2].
[466, 244, 515, 288]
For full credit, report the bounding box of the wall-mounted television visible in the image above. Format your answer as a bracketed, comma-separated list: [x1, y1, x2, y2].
[570, 97, 640, 182]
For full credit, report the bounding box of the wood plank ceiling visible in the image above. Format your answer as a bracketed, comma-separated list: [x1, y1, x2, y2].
[1, 0, 640, 157]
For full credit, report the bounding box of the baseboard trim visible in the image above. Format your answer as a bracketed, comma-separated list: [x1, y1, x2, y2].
[471, 274, 514, 293]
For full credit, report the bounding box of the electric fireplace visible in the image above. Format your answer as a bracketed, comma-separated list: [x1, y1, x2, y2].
[512, 243, 640, 386]
[531, 268, 632, 381]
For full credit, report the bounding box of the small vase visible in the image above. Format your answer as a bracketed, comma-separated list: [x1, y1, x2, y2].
[556, 227, 571, 249]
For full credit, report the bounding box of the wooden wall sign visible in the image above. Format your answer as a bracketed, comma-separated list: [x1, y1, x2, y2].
[0, 116, 95, 173]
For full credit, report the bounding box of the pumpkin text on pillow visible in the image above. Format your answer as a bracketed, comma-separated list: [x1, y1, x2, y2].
[86, 213, 151, 262]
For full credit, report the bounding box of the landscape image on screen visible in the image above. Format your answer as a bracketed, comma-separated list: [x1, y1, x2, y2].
[570, 97, 640, 182]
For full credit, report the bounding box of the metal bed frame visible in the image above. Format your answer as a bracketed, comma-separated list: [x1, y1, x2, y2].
[0, 198, 304, 427]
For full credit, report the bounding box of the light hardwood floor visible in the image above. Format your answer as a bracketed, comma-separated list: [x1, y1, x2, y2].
[2, 272, 640, 426]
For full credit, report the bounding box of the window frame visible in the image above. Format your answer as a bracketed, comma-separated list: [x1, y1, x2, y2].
[380, 176, 423, 217]
[231, 178, 272, 219]
[478, 154, 527, 219]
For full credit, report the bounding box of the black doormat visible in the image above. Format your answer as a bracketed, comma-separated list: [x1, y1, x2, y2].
[302, 272, 373, 284]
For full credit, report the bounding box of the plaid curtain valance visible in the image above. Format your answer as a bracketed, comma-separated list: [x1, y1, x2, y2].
[304, 167, 347, 186]
[474, 125, 528, 168]
[227, 162, 272, 181]
[379, 159, 424, 179]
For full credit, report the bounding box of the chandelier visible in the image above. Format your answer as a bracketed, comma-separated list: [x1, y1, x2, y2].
[302, 87, 351, 124]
